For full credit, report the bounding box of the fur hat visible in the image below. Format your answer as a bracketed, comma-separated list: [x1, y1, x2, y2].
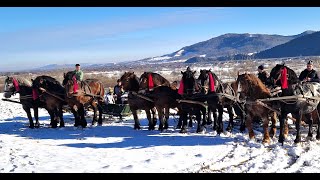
[258, 65, 264, 70]
[307, 60, 313, 65]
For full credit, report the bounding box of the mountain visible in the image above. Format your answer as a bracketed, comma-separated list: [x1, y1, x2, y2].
[254, 31, 320, 59]
[140, 30, 315, 64]
[31, 63, 115, 71]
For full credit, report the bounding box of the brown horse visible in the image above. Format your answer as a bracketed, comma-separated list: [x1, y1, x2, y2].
[120, 72, 157, 130]
[32, 75, 66, 128]
[139, 72, 171, 91]
[63, 71, 104, 128]
[236, 73, 288, 143]
[139, 72, 181, 131]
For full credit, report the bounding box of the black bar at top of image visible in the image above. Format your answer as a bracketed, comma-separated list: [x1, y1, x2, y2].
[0, 0, 319, 7]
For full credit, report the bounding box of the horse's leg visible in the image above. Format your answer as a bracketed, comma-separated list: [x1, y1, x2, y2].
[188, 112, 193, 128]
[131, 108, 140, 130]
[278, 109, 288, 144]
[306, 113, 313, 139]
[211, 106, 218, 131]
[245, 113, 254, 140]
[207, 107, 212, 125]
[59, 105, 65, 128]
[79, 105, 87, 128]
[239, 103, 246, 133]
[217, 105, 224, 134]
[97, 101, 103, 125]
[262, 113, 271, 144]
[91, 102, 98, 126]
[200, 106, 207, 127]
[51, 108, 58, 128]
[70, 107, 80, 127]
[164, 106, 170, 130]
[176, 109, 182, 129]
[151, 107, 157, 127]
[23, 105, 34, 128]
[157, 107, 165, 132]
[33, 106, 40, 128]
[269, 112, 277, 138]
[196, 109, 204, 133]
[146, 109, 154, 131]
[180, 110, 188, 133]
[294, 112, 302, 144]
[226, 106, 234, 132]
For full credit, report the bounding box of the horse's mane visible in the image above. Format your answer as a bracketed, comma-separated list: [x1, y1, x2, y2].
[16, 77, 32, 87]
[243, 73, 270, 95]
[35, 75, 64, 93]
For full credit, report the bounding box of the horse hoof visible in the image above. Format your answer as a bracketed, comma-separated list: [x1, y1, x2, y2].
[316, 135, 320, 140]
[134, 125, 141, 130]
[29, 125, 34, 129]
[180, 129, 187, 133]
[226, 126, 233, 132]
[207, 120, 213, 125]
[98, 123, 102, 126]
[59, 125, 65, 128]
[294, 139, 301, 144]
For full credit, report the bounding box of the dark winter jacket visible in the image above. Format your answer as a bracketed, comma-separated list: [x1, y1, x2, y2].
[299, 69, 320, 82]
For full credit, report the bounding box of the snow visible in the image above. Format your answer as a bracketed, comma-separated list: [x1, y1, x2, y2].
[1, 92, 320, 173]
[199, 54, 206, 57]
[174, 49, 184, 57]
[148, 56, 172, 61]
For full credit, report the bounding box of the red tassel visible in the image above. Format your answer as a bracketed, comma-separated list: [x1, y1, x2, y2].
[280, 67, 288, 89]
[209, 73, 215, 92]
[148, 74, 154, 91]
[32, 89, 39, 100]
[12, 78, 20, 92]
[178, 78, 184, 95]
[73, 76, 79, 93]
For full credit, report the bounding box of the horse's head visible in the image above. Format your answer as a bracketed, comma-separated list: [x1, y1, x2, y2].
[3, 76, 16, 98]
[197, 69, 212, 94]
[236, 73, 251, 102]
[62, 71, 75, 86]
[139, 72, 149, 90]
[32, 76, 47, 91]
[269, 64, 299, 88]
[181, 68, 197, 95]
[120, 71, 139, 92]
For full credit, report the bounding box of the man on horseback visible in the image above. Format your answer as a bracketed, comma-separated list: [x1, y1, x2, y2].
[299, 60, 320, 82]
[74, 64, 84, 81]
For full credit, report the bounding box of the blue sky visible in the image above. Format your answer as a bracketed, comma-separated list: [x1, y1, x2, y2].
[0, 7, 320, 71]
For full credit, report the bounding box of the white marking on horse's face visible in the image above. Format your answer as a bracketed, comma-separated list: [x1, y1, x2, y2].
[4, 81, 8, 91]
[237, 82, 242, 93]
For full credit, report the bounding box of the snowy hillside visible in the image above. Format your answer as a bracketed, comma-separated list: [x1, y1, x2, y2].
[1, 93, 320, 173]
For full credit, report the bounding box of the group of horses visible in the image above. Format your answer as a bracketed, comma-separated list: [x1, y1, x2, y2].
[3, 63, 320, 144]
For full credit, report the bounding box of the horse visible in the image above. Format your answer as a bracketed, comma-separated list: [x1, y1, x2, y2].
[3, 76, 46, 128]
[120, 72, 157, 130]
[236, 73, 285, 143]
[32, 75, 66, 128]
[63, 71, 105, 128]
[139, 72, 181, 131]
[269, 64, 320, 143]
[197, 69, 225, 134]
[139, 72, 171, 91]
[178, 68, 207, 133]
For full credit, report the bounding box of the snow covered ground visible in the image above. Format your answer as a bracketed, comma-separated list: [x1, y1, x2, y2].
[1, 93, 320, 173]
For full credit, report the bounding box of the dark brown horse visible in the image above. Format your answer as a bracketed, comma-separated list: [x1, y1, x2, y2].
[139, 72, 181, 131]
[63, 71, 105, 128]
[3, 76, 46, 128]
[269, 64, 320, 143]
[236, 73, 287, 143]
[178, 68, 207, 133]
[120, 72, 157, 130]
[139, 72, 171, 91]
[32, 75, 66, 128]
[197, 69, 225, 134]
